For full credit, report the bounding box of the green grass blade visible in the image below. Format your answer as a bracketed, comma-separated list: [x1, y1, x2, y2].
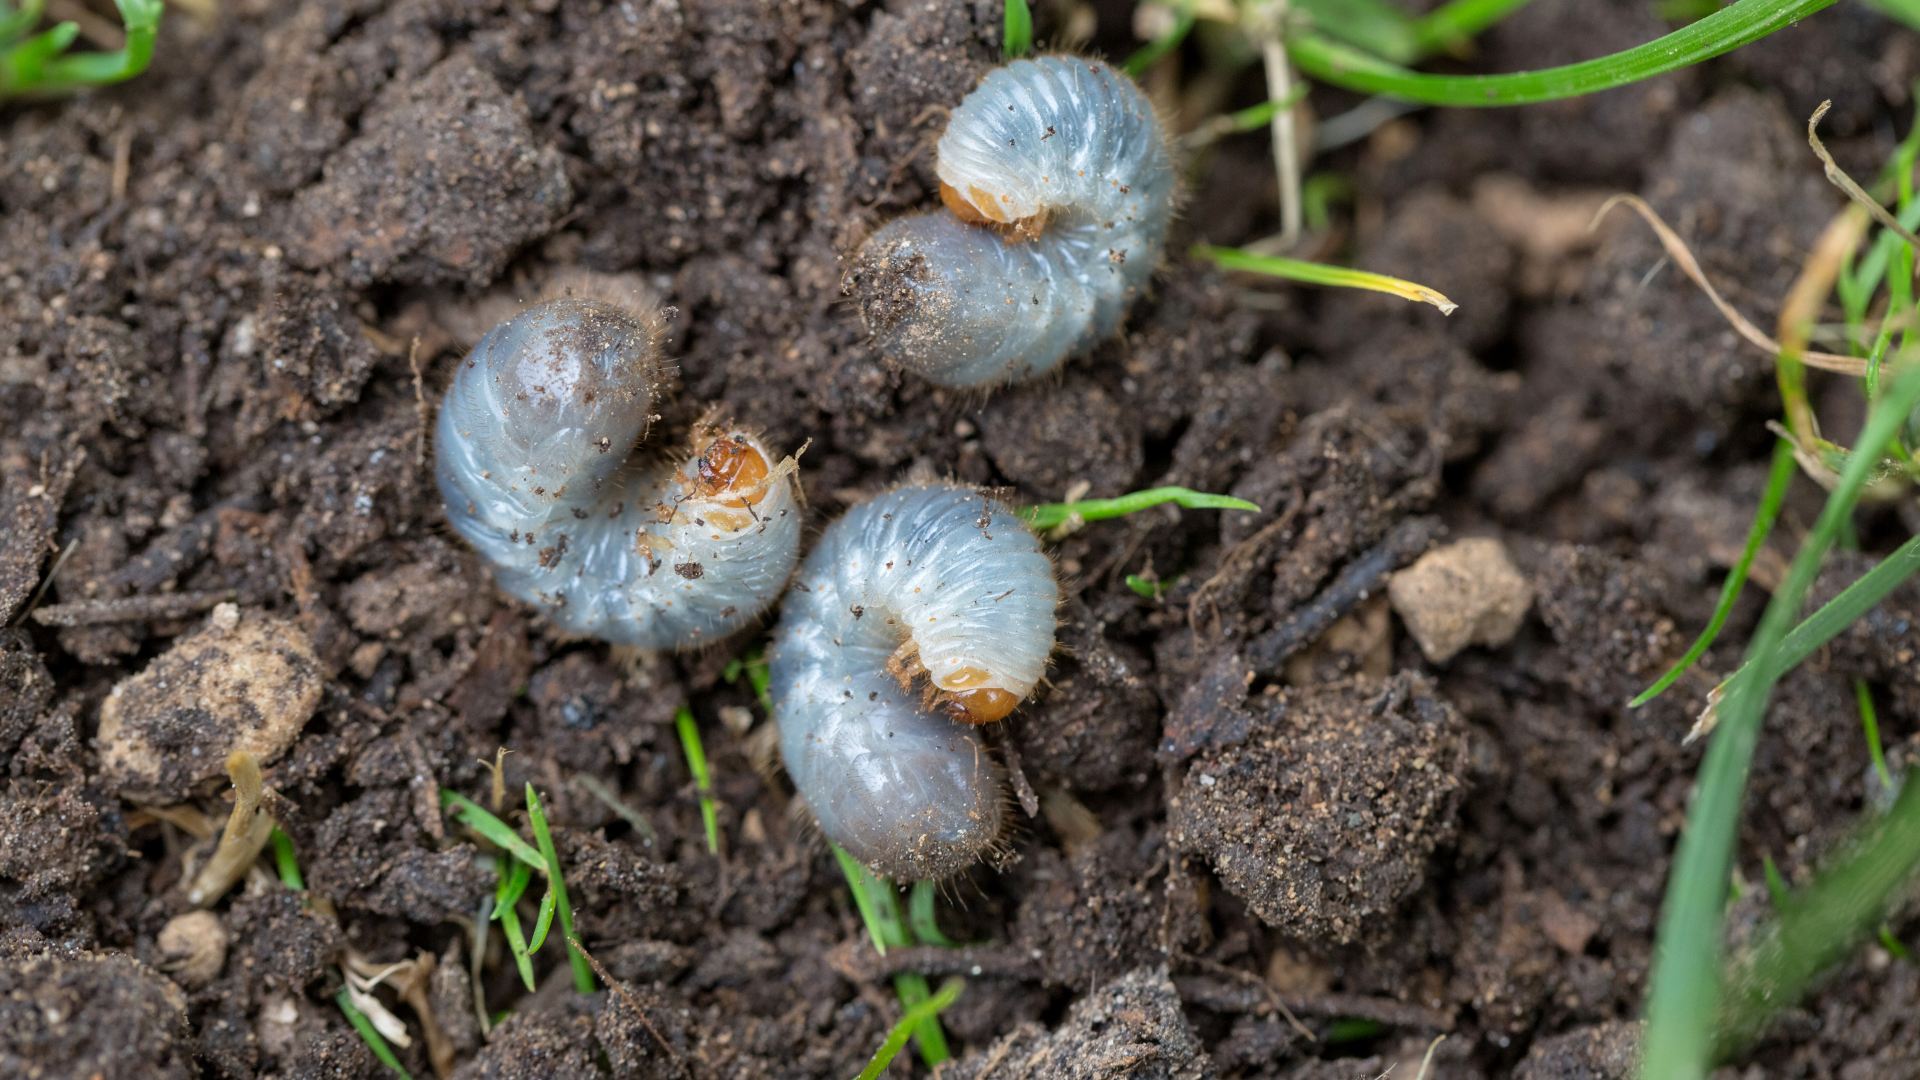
[0, 0, 45, 43]
[1641, 364, 1920, 1080]
[336, 988, 415, 1079]
[674, 706, 721, 854]
[1719, 531, 1920, 693]
[1863, 0, 1920, 30]
[1410, 0, 1536, 55]
[497, 887, 537, 992]
[31, 0, 159, 93]
[1719, 775, 1920, 1053]
[1294, 0, 1420, 64]
[1633, 439, 1797, 707]
[528, 888, 558, 953]
[1196, 244, 1458, 314]
[908, 880, 959, 947]
[856, 979, 963, 1080]
[493, 857, 533, 918]
[1760, 854, 1790, 908]
[1855, 680, 1894, 792]
[526, 784, 595, 993]
[833, 843, 898, 954]
[441, 789, 549, 872]
[269, 827, 305, 891]
[1021, 485, 1259, 531]
[1003, 0, 1032, 58]
[1288, 0, 1838, 107]
[1123, 0, 1194, 76]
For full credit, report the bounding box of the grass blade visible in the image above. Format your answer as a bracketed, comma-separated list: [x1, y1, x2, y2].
[674, 706, 721, 854]
[1641, 364, 1920, 1079]
[1196, 244, 1458, 314]
[855, 980, 963, 1080]
[528, 888, 558, 953]
[1288, 0, 1837, 107]
[1003, 0, 1031, 58]
[1632, 438, 1797, 707]
[833, 843, 894, 955]
[909, 880, 959, 947]
[336, 987, 415, 1079]
[269, 827, 305, 891]
[1855, 679, 1894, 792]
[1409, 0, 1536, 56]
[441, 789, 548, 872]
[1122, 0, 1195, 76]
[1719, 775, 1920, 1053]
[1021, 485, 1259, 531]
[526, 784, 595, 993]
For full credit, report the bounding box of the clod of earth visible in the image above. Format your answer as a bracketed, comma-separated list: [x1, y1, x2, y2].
[95, 605, 322, 803]
[1170, 673, 1470, 945]
[1388, 536, 1533, 663]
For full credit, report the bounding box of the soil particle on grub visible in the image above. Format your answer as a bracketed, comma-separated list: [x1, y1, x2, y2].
[287, 53, 572, 287]
[945, 965, 1212, 1080]
[0, 929, 194, 1079]
[1389, 537, 1532, 664]
[96, 606, 324, 802]
[1170, 673, 1470, 945]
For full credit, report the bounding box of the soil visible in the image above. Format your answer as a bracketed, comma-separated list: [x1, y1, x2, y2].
[2, 0, 1919, 1077]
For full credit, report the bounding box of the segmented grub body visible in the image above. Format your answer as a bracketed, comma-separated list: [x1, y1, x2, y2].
[436, 299, 801, 648]
[771, 484, 1059, 880]
[849, 56, 1176, 388]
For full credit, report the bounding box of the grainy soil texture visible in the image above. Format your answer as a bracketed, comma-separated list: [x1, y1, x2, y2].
[4, 0, 1920, 1077]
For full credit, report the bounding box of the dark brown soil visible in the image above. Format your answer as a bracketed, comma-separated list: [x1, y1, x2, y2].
[3, 0, 1919, 1076]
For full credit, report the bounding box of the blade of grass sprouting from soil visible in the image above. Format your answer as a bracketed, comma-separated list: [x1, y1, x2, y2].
[526, 784, 595, 993]
[1718, 774, 1920, 1054]
[528, 888, 558, 953]
[673, 706, 721, 854]
[1632, 438, 1797, 707]
[441, 790, 549, 872]
[1196, 244, 1458, 314]
[1021, 485, 1259, 531]
[1409, 0, 1536, 56]
[1760, 854, 1790, 908]
[336, 988, 415, 1080]
[832, 845, 951, 1065]
[1881, 924, 1912, 959]
[832, 844, 893, 956]
[909, 880, 959, 947]
[1855, 680, 1894, 792]
[1288, 0, 1837, 107]
[269, 827, 305, 890]
[1707, 532, 1920, 711]
[1181, 86, 1311, 151]
[1642, 364, 1920, 1079]
[1122, 0, 1194, 76]
[495, 858, 538, 992]
[0, 0, 47, 44]
[4, 0, 160, 99]
[1003, 0, 1032, 58]
[856, 979, 963, 1080]
[1293, 0, 1420, 64]
[1863, 0, 1920, 27]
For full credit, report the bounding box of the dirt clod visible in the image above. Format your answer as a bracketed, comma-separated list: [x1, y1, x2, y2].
[0, 930, 194, 1079]
[96, 608, 324, 802]
[156, 910, 229, 989]
[1170, 673, 1470, 945]
[1389, 537, 1532, 663]
[944, 965, 1211, 1079]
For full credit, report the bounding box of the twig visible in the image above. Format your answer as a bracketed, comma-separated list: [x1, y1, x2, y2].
[31, 588, 233, 627]
[565, 936, 680, 1061]
[1246, 516, 1441, 672]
